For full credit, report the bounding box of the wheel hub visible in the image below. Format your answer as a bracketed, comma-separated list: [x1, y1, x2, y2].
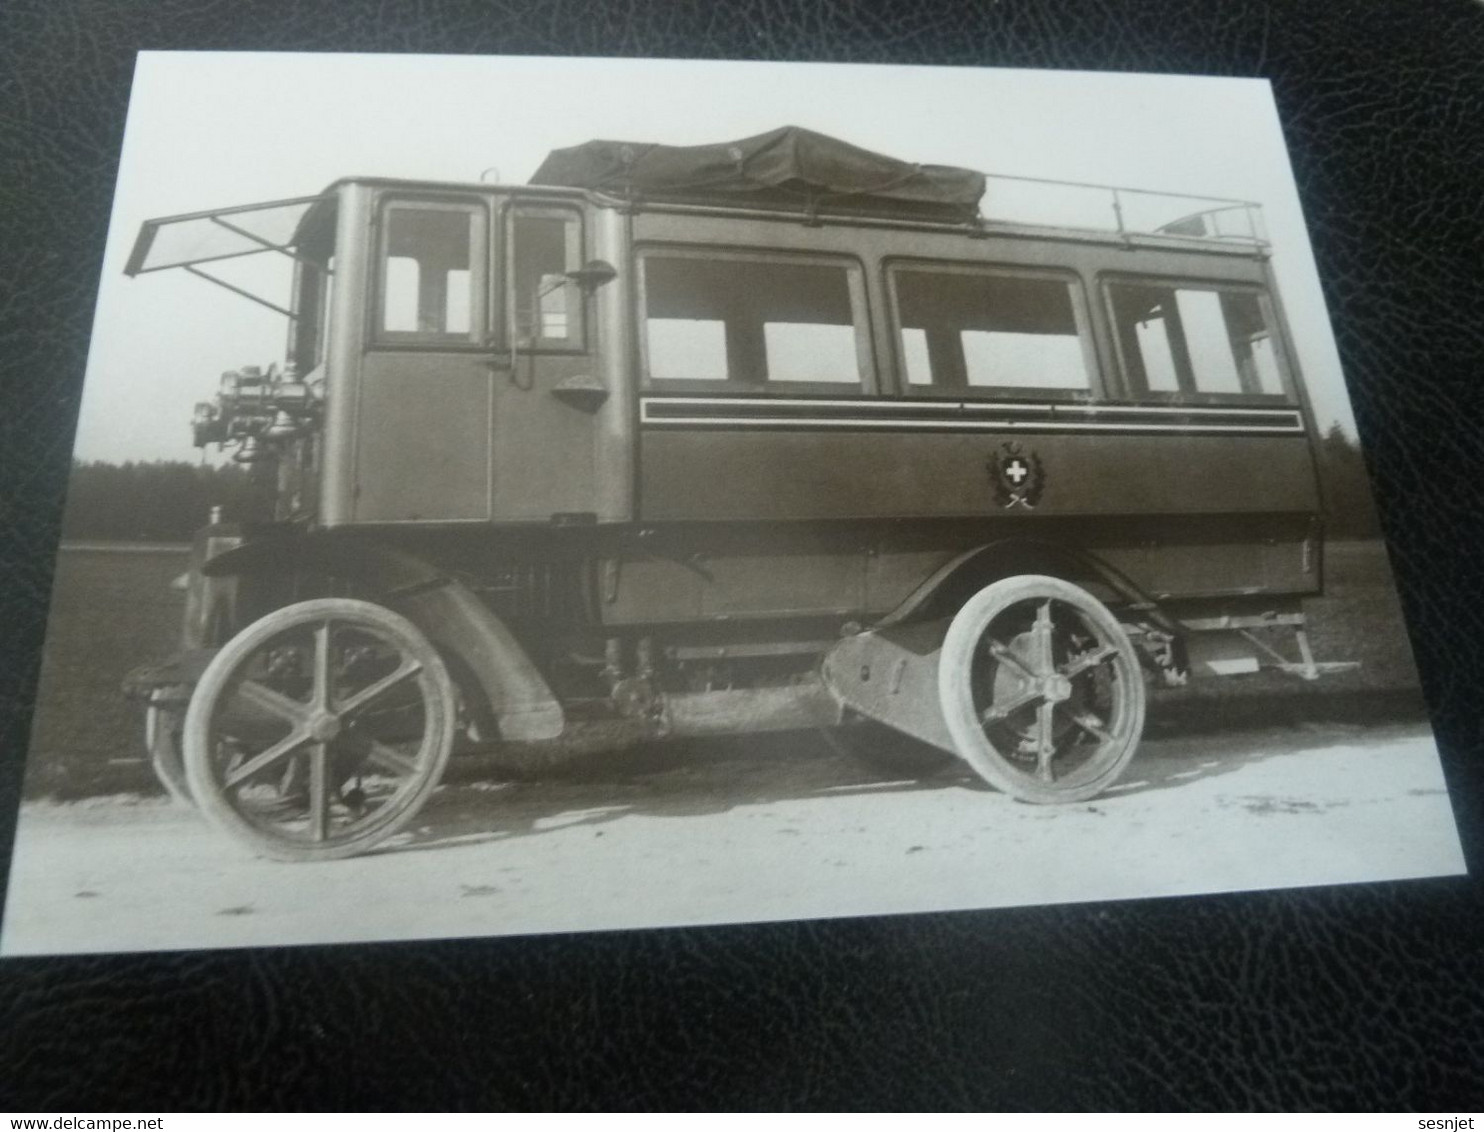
[1041, 673, 1073, 704]
[307, 711, 342, 742]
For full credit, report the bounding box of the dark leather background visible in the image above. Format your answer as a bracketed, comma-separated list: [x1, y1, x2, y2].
[2, 0, 1483, 1111]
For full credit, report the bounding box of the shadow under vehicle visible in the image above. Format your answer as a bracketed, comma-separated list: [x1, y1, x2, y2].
[122, 127, 1352, 860]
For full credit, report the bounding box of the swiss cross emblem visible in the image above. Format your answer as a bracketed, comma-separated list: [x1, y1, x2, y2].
[990, 442, 1046, 509]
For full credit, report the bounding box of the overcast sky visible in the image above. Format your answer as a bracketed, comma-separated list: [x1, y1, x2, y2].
[74, 53, 1358, 464]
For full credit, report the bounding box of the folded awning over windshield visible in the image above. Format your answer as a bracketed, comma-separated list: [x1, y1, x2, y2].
[124, 195, 331, 276]
[530, 126, 986, 222]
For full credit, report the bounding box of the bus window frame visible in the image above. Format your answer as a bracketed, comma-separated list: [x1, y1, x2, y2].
[882, 258, 1103, 402]
[636, 244, 877, 397]
[502, 200, 588, 356]
[1099, 273, 1298, 407]
[370, 193, 491, 351]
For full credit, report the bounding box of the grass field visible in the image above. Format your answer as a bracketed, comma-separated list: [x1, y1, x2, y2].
[22, 547, 189, 798]
[17, 539, 1427, 799]
[1148, 540, 1428, 734]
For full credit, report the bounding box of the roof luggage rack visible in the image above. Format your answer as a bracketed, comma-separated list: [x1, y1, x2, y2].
[530, 125, 986, 224]
[531, 125, 1267, 244]
[978, 172, 1267, 244]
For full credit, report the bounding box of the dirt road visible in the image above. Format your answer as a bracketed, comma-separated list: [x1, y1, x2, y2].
[1, 717, 1464, 956]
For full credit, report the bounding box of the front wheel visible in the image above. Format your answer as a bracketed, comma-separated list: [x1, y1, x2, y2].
[939, 575, 1146, 804]
[182, 598, 457, 861]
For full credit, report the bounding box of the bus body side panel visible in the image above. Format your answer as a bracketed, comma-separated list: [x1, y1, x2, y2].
[637, 428, 1316, 521]
[615, 209, 1322, 629]
[597, 510, 1317, 628]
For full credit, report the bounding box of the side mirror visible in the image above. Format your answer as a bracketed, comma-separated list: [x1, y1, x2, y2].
[564, 259, 618, 293]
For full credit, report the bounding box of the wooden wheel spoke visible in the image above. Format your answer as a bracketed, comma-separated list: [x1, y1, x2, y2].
[308, 742, 330, 842]
[1031, 600, 1056, 676]
[238, 679, 310, 725]
[1071, 712, 1115, 745]
[364, 741, 420, 778]
[1061, 644, 1118, 679]
[981, 684, 1046, 724]
[987, 641, 1038, 681]
[312, 621, 333, 712]
[224, 728, 311, 789]
[338, 659, 423, 719]
[1034, 701, 1058, 783]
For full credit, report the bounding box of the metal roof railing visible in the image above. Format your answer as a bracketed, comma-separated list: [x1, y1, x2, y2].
[977, 172, 1267, 245]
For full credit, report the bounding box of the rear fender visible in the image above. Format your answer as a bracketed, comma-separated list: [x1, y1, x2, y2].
[827, 540, 1178, 745]
[202, 532, 564, 741]
[879, 537, 1176, 634]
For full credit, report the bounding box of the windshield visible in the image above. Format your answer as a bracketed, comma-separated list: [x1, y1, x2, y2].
[126, 194, 337, 371]
[125, 195, 330, 276]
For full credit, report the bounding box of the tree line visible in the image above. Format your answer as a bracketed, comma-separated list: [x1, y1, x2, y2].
[1311, 425, 1382, 538]
[62, 429, 1383, 543]
[62, 460, 271, 542]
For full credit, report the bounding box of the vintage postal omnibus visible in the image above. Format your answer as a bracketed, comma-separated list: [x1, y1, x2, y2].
[121, 127, 1348, 860]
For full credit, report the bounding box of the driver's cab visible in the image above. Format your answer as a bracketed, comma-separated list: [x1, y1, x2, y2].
[327, 180, 629, 529]
[127, 179, 629, 532]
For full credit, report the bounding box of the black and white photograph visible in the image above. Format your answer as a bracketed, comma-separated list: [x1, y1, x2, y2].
[0, 52, 1465, 957]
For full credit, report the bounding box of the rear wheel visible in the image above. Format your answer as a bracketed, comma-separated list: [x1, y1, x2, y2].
[182, 598, 456, 861]
[939, 575, 1145, 804]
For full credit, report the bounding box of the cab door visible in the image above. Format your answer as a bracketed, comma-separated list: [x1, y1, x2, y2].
[486, 200, 600, 521]
[353, 195, 493, 522]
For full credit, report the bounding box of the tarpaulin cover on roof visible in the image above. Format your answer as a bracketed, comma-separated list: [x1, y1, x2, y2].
[529, 126, 986, 220]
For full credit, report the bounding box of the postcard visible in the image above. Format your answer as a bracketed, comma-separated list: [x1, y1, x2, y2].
[0, 53, 1463, 955]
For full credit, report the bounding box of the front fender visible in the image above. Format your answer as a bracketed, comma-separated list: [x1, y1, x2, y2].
[203, 531, 564, 742]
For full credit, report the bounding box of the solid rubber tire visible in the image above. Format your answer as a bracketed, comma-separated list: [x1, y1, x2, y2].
[938, 574, 1145, 804]
[183, 598, 456, 862]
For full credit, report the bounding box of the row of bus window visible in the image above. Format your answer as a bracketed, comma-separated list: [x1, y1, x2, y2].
[641, 253, 1286, 400]
[376, 202, 1287, 401]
